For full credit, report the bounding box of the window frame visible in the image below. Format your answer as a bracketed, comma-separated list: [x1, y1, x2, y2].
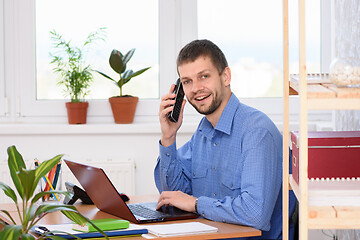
[0, 0, 6, 118]
[2, 0, 332, 123]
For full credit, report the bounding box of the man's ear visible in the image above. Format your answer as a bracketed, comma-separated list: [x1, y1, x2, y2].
[222, 67, 231, 86]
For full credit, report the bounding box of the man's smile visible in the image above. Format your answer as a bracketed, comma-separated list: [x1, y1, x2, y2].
[194, 94, 211, 102]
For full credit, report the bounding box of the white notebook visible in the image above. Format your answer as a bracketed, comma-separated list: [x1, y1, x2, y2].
[145, 222, 218, 237]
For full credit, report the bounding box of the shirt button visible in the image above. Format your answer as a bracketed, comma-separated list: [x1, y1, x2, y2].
[213, 143, 217, 146]
[166, 153, 170, 157]
[193, 173, 196, 176]
[213, 193, 216, 197]
[213, 167, 216, 170]
[222, 220, 226, 223]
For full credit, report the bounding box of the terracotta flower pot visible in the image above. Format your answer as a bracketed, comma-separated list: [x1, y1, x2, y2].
[65, 102, 89, 124]
[109, 96, 138, 124]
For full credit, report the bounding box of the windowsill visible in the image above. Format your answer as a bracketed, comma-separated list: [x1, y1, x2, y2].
[0, 122, 199, 135]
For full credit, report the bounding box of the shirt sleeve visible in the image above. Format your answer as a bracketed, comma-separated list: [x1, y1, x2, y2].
[196, 128, 282, 231]
[154, 140, 193, 194]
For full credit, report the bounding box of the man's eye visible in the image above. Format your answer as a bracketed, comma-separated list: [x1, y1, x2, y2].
[183, 80, 190, 85]
[201, 75, 208, 79]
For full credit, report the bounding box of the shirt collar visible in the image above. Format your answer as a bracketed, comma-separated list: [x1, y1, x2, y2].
[198, 93, 239, 137]
[214, 93, 239, 135]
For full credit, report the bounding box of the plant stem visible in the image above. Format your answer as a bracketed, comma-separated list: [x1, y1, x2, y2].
[28, 211, 47, 233]
[22, 201, 28, 233]
[15, 202, 22, 225]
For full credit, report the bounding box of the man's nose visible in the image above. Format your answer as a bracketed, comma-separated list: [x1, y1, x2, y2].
[191, 80, 203, 92]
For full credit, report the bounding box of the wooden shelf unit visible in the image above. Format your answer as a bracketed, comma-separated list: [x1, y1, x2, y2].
[289, 175, 360, 229]
[282, 0, 360, 239]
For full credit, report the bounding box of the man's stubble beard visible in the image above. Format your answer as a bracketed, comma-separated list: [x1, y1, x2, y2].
[188, 90, 223, 116]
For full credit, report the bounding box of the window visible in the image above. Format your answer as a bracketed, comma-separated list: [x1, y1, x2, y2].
[35, 0, 159, 100]
[11, 0, 176, 122]
[198, 0, 321, 98]
[2, 0, 331, 123]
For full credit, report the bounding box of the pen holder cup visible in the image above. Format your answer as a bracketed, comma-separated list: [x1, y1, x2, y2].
[37, 163, 62, 202]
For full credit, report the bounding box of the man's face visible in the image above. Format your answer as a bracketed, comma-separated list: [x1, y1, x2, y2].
[178, 56, 229, 116]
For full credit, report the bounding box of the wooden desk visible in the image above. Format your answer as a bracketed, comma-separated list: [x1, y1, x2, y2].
[0, 195, 261, 239]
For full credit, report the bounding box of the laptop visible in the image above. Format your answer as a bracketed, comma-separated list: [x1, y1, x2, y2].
[64, 159, 199, 224]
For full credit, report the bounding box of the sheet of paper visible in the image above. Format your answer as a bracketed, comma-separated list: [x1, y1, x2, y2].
[144, 222, 218, 237]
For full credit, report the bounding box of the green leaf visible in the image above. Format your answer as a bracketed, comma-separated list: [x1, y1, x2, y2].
[61, 211, 109, 239]
[95, 70, 116, 82]
[123, 67, 151, 85]
[19, 233, 35, 240]
[27, 204, 38, 226]
[7, 146, 26, 199]
[0, 209, 17, 225]
[122, 49, 135, 66]
[0, 225, 22, 240]
[33, 204, 78, 219]
[17, 168, 37, 201]
[109, 49, 125, 74]
[121, 70, 134, 85]
[84, 27, 106, 46]
[0, 182, 17, 203]
[61, 210, 87, 225]
[31, 190, 70, 205]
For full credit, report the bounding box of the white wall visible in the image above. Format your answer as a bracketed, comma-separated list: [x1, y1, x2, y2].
[0, 122, 198, 199]
[0, 117, 329, 197]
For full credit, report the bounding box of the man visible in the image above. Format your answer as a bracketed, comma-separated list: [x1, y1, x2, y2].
[155, 39, 295, 239]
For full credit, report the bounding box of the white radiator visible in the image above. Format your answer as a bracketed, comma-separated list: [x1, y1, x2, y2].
[0, 158, 135, 204]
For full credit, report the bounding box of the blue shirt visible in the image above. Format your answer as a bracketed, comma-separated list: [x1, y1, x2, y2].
[155, 93, 293, 239]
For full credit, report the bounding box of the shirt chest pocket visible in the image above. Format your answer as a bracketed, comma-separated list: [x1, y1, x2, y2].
[220, 169, 241, 192]
[192, 167, 208, 195]
[192, 167, 208, 179]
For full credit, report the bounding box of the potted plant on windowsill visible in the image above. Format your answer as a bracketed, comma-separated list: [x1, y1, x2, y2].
[50, 28, 105, 124]
[96, 49, 150, 124]
[0, 146, 108, 240]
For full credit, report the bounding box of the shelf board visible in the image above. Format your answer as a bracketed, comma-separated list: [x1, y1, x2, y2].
[290, 79, 360, 98]
[308, 206, 360, 229]
[289, 77, 360, 109]
[307, 98, 360, 110]
[289, 175, 360, 229]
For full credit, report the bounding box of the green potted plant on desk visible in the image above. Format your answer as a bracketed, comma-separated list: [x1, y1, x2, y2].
[96, 49, 150, 124]
[50, 28, 106, 124]
[0, 146, 108, 240]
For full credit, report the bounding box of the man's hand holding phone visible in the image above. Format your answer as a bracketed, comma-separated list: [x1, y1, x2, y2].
[159, 79, 186, 147]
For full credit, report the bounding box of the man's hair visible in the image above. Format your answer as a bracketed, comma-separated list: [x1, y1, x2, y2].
[176, 39, 228, 74]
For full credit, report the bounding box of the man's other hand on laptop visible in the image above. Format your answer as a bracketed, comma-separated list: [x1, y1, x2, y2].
[156, 191, 197, 213]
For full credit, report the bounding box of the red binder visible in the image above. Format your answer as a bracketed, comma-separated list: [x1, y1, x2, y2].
[291, 131, 360, 184]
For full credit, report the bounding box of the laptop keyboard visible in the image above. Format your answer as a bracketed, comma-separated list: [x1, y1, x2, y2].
[128, 204, 171, 219]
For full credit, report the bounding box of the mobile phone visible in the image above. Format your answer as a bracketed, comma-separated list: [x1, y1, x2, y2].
[168, 78, 185, 122]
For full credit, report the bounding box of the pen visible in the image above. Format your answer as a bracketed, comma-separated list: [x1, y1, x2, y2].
[52, 163, 61, 192]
